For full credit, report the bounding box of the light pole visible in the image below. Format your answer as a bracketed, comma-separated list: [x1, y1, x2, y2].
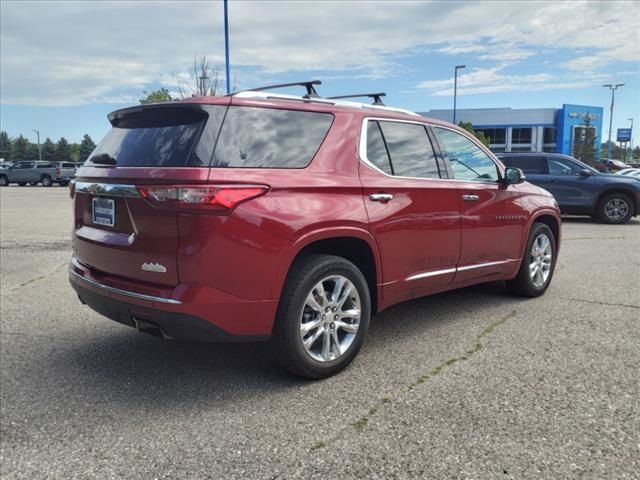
[453, 65, 466, 125]
[223, 0, 231, 94]
[32, 129, 41, 161]
[602, 83, 624, 171]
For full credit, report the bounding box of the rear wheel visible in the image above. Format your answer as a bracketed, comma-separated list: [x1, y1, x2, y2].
[597, 193, 633, 224]
[507, 222, 557, 297]
[41, 175, 53, 187]
[273, 254, 371, 379]
[0, 175, 8, 186]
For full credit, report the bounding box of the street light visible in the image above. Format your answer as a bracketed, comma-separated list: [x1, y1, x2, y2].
[453, 65, 466, 125]
[223, 0, 231, 94]
[602, 83, 624, 171]
[32, 129, 41, 161]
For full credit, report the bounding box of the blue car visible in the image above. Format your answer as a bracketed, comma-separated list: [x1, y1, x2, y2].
[498, 153, 640, 224]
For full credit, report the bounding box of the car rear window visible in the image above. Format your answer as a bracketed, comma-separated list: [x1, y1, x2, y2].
[212, 106, 334, 168]
[86, 107, 216, 168]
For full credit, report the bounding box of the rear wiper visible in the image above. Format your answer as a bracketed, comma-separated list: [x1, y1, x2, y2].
[90, 153, 118, 165]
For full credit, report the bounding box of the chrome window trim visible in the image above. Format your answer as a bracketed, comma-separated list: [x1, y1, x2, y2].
[69, 269, 182, 305]
[75, 182, 141, 198]
[406, 259, 519, 282]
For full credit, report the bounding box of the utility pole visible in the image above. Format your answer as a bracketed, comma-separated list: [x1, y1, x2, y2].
[453, 65, 466, 125]
[199, 74, 209, 96]
[223, 0, 231, 94]
[32, 129, 41, 161]
[602, 83, 624, 172]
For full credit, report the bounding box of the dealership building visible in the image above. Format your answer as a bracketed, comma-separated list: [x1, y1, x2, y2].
[420, 104, 603, 159]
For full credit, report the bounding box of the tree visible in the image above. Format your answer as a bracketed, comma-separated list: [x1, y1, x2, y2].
[458, 121, 490, 147]
[27, 143, 41, 160]
[42, 138, 56, 162]
[600, 140, 621, 160]
[633, 146, 640, 160]
[176, 55, 222, 98]
[78, 134, 97, 162]
[13, 135, 30, 160]
[69, 143, 81, 162]
[55, 137, 72, 162]
[139, 88, 173, 104]
[572, 115, 597, 165]
[0, 131, 12, 162]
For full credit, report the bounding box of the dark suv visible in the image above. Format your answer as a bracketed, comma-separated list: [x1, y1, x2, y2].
[69, 82, 561, 378]
[498, 153, 640, 224]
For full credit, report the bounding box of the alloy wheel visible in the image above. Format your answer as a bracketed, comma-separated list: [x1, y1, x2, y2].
[299, 275, 361, 362]
[604, 198, 629, 221]
[529, 233, 553, 288]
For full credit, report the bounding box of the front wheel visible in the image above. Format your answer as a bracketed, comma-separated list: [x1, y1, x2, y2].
[273, 254, 371, 379]
[597, 193, 634, 224]
[507, 222, 557, 297]
[0, 176, 8, 187]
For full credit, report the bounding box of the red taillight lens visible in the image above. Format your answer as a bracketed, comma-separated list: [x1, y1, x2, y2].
[69, 180, 76, 199]
[137, 185, 269, 212]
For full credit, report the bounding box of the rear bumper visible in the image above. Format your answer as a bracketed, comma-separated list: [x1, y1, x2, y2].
[69, 257, 276, 341]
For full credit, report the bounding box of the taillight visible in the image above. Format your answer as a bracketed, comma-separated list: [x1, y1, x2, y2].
[69, 180, 76, 199]
[56, 167, 61, 176]
[137, 185, 269, 212]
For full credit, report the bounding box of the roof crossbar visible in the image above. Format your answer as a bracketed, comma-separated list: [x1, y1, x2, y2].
[328, 92, 386, 106]
[244, 80, 322, 98]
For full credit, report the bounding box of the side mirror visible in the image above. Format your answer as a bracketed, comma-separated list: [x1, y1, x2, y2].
[579, 168, 592, 177]
[504, 167, 525, 185]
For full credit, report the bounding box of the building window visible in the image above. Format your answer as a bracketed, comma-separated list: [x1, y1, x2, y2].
[490, 146, 506, 153]
[475, 128, 506, 145]
[542, 145, 557, 153]
[543, 127, 557, 144]
[511, 146, 532, 152]
[511, 128, 532, 144]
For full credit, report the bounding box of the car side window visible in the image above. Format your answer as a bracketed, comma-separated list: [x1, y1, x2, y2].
[365, 121, 393, 175]
[433, 128, 499, 182]
[15, 162, 34, 169]
[508, 156, 546, 174]
[547, 157, 581, 175]
[377, 121, 440, 179]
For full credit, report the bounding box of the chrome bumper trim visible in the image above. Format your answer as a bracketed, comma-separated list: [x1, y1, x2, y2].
[75, 182, 141, 198]
[69, 269, 182, 305]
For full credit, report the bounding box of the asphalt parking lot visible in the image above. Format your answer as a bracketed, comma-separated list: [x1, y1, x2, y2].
[1, 186, 639, 479]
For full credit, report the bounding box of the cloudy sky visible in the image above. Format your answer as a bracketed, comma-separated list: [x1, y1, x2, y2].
[1, 0, 639, 145]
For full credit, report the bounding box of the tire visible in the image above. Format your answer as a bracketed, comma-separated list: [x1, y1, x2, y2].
[0, 175, 8, 187]
[596, 193, 634, 224]
[273, 254, 371, 379]
[507, 222, 557, 297]
[41, 175, 53, 187]
[58, 181, 69, 187]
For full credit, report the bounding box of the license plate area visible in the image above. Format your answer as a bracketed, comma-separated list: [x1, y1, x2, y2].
[92, 197, 115, 227]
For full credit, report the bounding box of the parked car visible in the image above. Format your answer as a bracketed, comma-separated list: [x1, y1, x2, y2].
[0, 160, 59, 186]
[53, 161, 76, 186]
[69, 82, 561, 378]
[616, 168, 640, 178]
[498, 153, 640, 224]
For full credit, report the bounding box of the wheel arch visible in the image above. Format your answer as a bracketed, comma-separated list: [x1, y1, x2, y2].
[274, 228, 382, 314]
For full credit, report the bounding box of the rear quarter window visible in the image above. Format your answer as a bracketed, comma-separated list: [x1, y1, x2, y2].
[212, 106, 334, 168]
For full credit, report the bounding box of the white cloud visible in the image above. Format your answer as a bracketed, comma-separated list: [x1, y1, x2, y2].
[1, 0, 639, 106]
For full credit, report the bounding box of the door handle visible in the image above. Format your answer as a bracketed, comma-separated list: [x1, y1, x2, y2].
[369, 193, 394, 202]
[462, 194, 480, 201]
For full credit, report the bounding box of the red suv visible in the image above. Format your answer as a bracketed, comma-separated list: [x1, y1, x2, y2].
[69, 81, 561, 378]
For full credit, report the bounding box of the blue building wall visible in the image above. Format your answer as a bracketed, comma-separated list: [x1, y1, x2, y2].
[557, 104, 604, 159]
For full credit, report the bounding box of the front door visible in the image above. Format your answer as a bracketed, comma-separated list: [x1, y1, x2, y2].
[431, 126, 526, 284]
[359, 119, 461, 306]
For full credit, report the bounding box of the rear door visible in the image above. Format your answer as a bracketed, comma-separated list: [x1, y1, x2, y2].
[72, 103, 227, 287]
[432, 127, 526, 283]
[359, 119, 461, 304]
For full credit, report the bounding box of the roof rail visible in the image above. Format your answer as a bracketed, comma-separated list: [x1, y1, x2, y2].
[328, 92, 386, 106]
[242, 80, 322, 98]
